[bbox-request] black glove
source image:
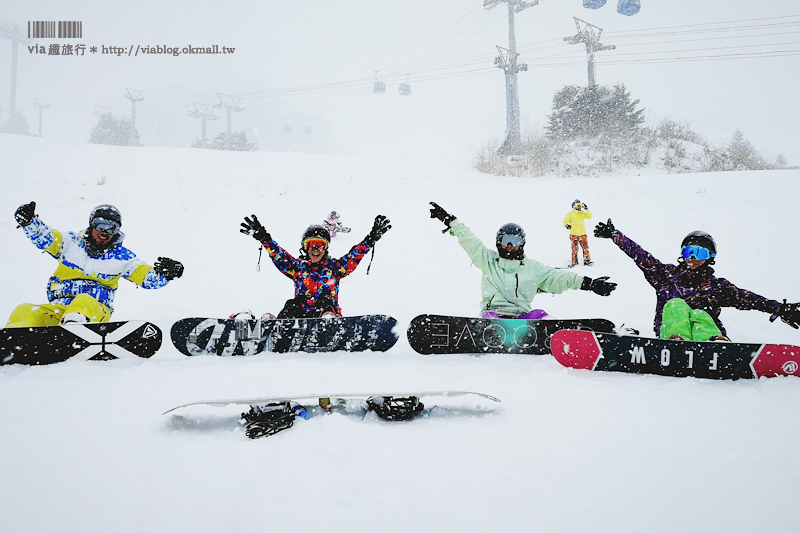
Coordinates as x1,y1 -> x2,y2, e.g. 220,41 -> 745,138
581,276 -> 616,296
594,218 -> 615,239
154,257 -> 184,280
771,300 -> 800,329
429,202 -> 456,229
15,201 -> 36,227
240,215 -> 270,243
582,203 -> 588,210
366,215 -> 391,245
565,224 -> 571,230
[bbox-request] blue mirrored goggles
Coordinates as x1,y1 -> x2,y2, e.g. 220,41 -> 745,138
499,234 -> 524,248
91,218 -> 120,235
681,245 -> 714,261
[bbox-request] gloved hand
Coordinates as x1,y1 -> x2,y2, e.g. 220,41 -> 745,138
581,276 -> 617,296
565,224 -> 571,230
429,202 -> 456,229
154,257 -> 184,280
240,215 -> 271,243
366,215 -> 391,245
582,203 -> 588,210
594,218 -> 615,239
771,300 -> 800,329
15,201 -> 36,227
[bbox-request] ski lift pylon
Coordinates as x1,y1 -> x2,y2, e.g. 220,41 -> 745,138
398,74 -> 412,96
373,71 -> 386,94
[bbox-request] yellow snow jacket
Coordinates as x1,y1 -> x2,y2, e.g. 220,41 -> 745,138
563,208 -> 592,236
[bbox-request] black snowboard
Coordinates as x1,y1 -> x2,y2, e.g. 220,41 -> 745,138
170,315 -> 399,356
406,314 -> 616,355
551,329 -> 800,380
0,321 -> 163,365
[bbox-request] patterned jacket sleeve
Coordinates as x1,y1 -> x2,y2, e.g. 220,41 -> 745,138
22,216 -> 64,258
716,277 -> 781,314
331,240 -> 373,278
263,238 -> 302,279
612,231 -> 667,286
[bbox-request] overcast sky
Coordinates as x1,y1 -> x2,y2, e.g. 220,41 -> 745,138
1,0 -> 798,161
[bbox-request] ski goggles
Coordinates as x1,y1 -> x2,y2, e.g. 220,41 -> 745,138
304,238 -> 328,251
681,245 -> 714,261
90,217 -> 120,235
499,234 -> 524,248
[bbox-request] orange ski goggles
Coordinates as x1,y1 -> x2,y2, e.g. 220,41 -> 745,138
304,238 -> 328,251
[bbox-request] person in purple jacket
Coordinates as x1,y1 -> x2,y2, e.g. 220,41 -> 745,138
594,219 -> 800,340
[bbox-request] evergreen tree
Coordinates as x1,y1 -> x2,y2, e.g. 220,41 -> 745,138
546,83 -> 644,142
88,114 -> 140,146
204,131 -> 257,151
0,111 -> 31,135
725,129 -> 766,170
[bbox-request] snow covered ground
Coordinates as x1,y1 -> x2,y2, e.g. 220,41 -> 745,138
2,133 -> 800,532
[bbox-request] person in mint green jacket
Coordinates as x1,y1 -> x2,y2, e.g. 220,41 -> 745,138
429,202 -> 617,319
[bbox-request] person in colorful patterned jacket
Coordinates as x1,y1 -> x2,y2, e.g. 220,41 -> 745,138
594,218 -> 800,340
6,202 -> 184,328
429,202 -> 616,319
563,199 -> 592,267
240,214 -> 391,318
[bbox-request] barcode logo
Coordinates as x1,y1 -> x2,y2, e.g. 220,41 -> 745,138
28,21 -> 83,39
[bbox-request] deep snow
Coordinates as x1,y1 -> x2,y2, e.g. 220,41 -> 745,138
1,133 -> 800,532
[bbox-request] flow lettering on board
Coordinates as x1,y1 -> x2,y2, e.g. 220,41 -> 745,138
661,348 -> 670,366
455,324 -> 477,348
709,352 -> 718,370
431,322 -> 449,347
686,350 -> 694,368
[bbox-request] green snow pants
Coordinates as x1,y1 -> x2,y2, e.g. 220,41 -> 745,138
659,298 -> 722,341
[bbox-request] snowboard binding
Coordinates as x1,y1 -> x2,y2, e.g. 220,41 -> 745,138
242,402 -> 295,439
366,396 -> 424,421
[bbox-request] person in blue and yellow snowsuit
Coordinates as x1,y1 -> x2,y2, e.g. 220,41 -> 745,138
240,214 -> 391,318
6,202 -> 184,327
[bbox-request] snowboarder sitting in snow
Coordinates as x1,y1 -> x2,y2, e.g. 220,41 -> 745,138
563,199 -> 593,267
429,202 -> 616,319
593,219 -> 800,340
6,202 -> 184,327
322,211 -> 351,238
240,214 -> 391,318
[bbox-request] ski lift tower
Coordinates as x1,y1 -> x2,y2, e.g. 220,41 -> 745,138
188,102 -> 218,143
0,21 -> 31,116
33,99 -> 49,137
485,0 -> 537,156
564,17 -> 615,87
215,93 -> 244,150
125,88 -> 144,146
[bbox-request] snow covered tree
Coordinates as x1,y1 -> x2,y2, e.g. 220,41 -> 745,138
202,131 -> 257,151
775,154 -> 788,168
725,129 -> 766,171
546,83 -> 644,142
88,114 -> 140,146
0,111 -> 31,135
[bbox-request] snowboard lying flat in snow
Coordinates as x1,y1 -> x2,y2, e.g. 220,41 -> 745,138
170,315 -> 398,356
550,329 -> 800,380
0,321 -> 162,365
164,391 -> 501,439
406,314 -> 615,355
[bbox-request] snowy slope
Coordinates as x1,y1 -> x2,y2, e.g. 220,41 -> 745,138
1,133 -> 800,532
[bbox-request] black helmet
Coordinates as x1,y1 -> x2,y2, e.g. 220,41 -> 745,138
681,231 -> 716,255
496,223 -> 526,260
90,204 -> 122,227
301,224 -> 330,247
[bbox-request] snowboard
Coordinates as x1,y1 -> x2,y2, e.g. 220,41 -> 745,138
0,321 -> 162,365
164,391 -> 501,438
550,329 -> 800,380
406,314 -> 616,355
170,315 -> 399,356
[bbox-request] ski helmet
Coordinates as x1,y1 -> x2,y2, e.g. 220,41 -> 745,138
496,223 -> 526,260
89,204 -> 122,227
572,199 -> 582,209
301,225 -> 331,248
681,231 -> 716,256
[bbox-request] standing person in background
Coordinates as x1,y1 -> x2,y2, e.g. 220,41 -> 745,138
563,199 -> 593,267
